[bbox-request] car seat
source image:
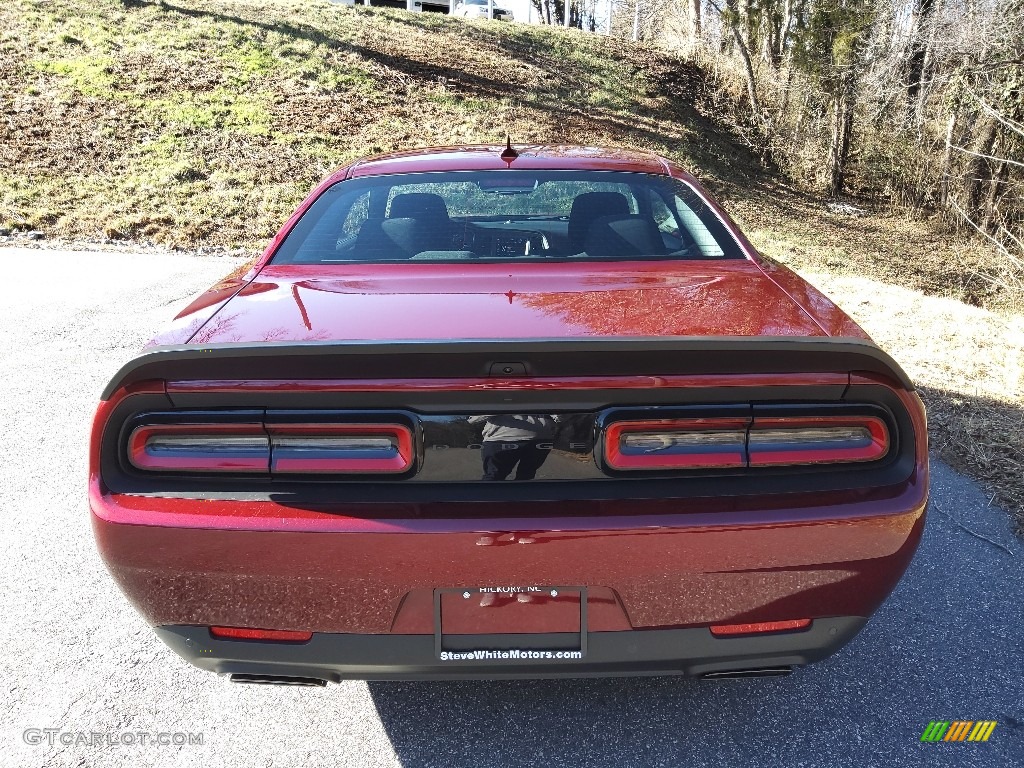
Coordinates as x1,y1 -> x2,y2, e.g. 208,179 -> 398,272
582,214 -> 667,258
567,192 -> 631,253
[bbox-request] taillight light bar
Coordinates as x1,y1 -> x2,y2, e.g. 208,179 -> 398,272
605,419 -> 748,470
748,416 -> 888,466
128,422 -> 414,475
128,424 -> 269,473
268,423 -> 413,474
604,414 -> 889,471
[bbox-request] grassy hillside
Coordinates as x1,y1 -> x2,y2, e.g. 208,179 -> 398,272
2,0 -> 1021,529
0,0 -> 752,246
0,0 -> 1012,309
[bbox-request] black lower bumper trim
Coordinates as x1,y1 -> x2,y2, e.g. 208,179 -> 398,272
154,617 -> 867,681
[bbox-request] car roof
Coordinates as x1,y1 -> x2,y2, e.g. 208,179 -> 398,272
342,145 -> 676,180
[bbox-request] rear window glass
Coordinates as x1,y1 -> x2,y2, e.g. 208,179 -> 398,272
270,171 -> 744,265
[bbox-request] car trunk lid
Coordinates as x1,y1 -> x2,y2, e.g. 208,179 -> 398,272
182,260 -> 829,345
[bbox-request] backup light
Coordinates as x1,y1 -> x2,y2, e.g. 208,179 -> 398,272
269,423 -> 414,474
604,419 -> 748,470
747,416 -> 888,466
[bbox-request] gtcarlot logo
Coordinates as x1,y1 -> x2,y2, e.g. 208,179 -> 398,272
23,729 -> 204,747
439,649 -> 584,661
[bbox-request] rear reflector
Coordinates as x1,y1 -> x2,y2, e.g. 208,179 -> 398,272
129,424 -> 269,472
604,419 -> 748,470
209,626 -> 313,642
268,423 -> 414,474
748,416 -> 888,466
710,619 -> 812,637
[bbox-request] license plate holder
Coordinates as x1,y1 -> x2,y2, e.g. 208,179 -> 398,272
433,586 -> 587,660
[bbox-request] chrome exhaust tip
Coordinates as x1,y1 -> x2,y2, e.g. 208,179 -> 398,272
701,667 -> 793,680
230,673 -> 328,687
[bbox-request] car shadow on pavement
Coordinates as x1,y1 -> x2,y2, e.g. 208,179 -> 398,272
367,462 -> 1023,767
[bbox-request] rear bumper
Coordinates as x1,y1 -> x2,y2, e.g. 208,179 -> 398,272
93,494 -> 926,635
156,617 -> 867,680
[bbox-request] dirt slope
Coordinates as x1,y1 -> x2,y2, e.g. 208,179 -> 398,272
0,0 -> 754,245
2,0 -> 1021,530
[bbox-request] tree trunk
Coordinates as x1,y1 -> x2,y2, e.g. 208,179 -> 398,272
826,78 -> 855,197
962,116 -> 998,219
725,0 -> 760,116
761,4 -> 783,67
779,64 -> 794,123
907,0 -> 937,130
981,150 -> 1009,234
907,0 -> 935,105
689,0 -> 702,44
778,0 -> 794,62
939,111 -> 956,206
734,26 -> 760,115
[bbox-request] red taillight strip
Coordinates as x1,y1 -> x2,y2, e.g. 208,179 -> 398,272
710,619 -> 812,636
604,414 -> 890,471
604,419 -> 749,470
209,626 -> 312,642
747,416 -> 888,466
128,424 -> 269,472
129,422 -> 414,475
268,423 -> 414,474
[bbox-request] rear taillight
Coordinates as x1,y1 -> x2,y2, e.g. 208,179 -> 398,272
128,422 -> 414,475
604,419 -> 747,470
209,626 -> 312,643
603,413 -> 889,471
269,423 -> 414,474
747,416 -> 888,466
129,424 -> 269,472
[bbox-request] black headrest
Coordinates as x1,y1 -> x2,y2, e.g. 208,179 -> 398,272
568,192 -> 630,251
582,214 -> 666,258
381,218 -> 453,256
389,193 -> 450,220
353,217 -> 452,259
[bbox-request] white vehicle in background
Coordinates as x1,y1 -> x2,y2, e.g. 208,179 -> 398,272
331,0 -> 516,19
331,0 -> 456,14
453,0 -> 514,20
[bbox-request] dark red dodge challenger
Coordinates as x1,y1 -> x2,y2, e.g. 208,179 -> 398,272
91,145 -> 928,684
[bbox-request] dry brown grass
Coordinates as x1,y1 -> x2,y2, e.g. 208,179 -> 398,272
727,181 -> 1023,530
727,183 -> 1023,315
797,272 -> 1024,531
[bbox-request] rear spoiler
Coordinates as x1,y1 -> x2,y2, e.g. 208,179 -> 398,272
100,336 -> 913,400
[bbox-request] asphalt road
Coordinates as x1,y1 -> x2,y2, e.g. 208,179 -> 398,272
1,247 -> 1021,768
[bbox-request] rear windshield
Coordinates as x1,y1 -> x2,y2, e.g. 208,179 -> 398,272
270,170 -> 745,265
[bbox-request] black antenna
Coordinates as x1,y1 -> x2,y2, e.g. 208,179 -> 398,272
500,135 -> 519,161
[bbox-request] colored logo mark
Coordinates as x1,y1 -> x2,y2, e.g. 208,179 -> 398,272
921,721 -> 997,742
